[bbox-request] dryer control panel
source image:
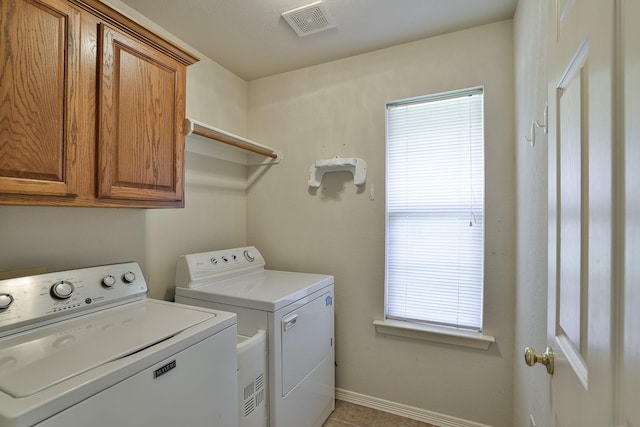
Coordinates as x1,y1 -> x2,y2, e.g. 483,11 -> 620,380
0,262 -> 147,338
176,246 -> 266,288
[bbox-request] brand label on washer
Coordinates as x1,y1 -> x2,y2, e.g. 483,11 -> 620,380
154,360 -> 176,379
325,296 -> 332,306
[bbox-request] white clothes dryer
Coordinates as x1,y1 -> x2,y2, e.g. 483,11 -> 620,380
175,246 -> 335,427
0,262 -> 237,427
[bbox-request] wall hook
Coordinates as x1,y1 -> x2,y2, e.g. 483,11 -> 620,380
524,120 -> 537,146
523,103 -> 548,147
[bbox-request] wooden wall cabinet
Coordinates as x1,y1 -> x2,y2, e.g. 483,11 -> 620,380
0,0 -> 80,198
98,24 -> 185,203
0,0 -> 198,208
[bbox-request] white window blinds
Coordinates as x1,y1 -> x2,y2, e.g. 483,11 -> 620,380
385,87 -> 485,331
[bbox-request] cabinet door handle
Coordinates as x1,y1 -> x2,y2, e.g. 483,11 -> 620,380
283,314 -> 298,331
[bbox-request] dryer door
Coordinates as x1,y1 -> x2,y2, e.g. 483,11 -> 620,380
280,290 -> 333,396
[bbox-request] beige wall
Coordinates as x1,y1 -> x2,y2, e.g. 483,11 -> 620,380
0,206 -> 147,273
247,20 -> 515,427
0,0 -> 249,301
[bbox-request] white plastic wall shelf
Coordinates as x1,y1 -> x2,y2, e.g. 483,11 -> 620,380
308,156 -> 367,187
185,118 -> 282,165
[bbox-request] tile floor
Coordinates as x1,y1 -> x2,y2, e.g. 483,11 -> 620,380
322,400 -> 438,427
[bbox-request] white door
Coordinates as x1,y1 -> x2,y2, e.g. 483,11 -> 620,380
623,0 -> 640,425
544,0 -> 616,425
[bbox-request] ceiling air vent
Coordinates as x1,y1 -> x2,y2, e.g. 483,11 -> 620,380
281,1 -> 336,37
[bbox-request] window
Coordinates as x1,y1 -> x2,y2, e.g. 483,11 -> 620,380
385,87 -> 484,332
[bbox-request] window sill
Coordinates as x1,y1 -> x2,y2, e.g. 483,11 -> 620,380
373,319 -> 495,350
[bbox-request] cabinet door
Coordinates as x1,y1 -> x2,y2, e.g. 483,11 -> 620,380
0,0 -> 80,196
98,24 -> 185,203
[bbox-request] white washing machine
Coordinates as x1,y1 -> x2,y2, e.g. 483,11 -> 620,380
175,246 -> 335,427
0,262 -> 237,427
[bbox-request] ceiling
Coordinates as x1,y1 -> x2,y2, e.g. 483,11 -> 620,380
119,0 -> 518,81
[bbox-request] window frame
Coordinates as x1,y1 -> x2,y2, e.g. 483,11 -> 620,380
375,86 -> 495,349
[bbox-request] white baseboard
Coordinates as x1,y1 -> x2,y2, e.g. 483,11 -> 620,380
335,388 -> 493,427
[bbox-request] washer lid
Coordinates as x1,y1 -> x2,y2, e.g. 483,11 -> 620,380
175,270 -> 333,312
0,300 -> 218,398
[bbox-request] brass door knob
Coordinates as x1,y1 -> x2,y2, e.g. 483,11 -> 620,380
524,346 -> 554,374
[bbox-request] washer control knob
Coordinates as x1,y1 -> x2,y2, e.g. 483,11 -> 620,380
51,281 -> 74,299
244,250 -> 255,262
102,275 -> 117,288
0,293 -> 14,310
122,271 -> 136,284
